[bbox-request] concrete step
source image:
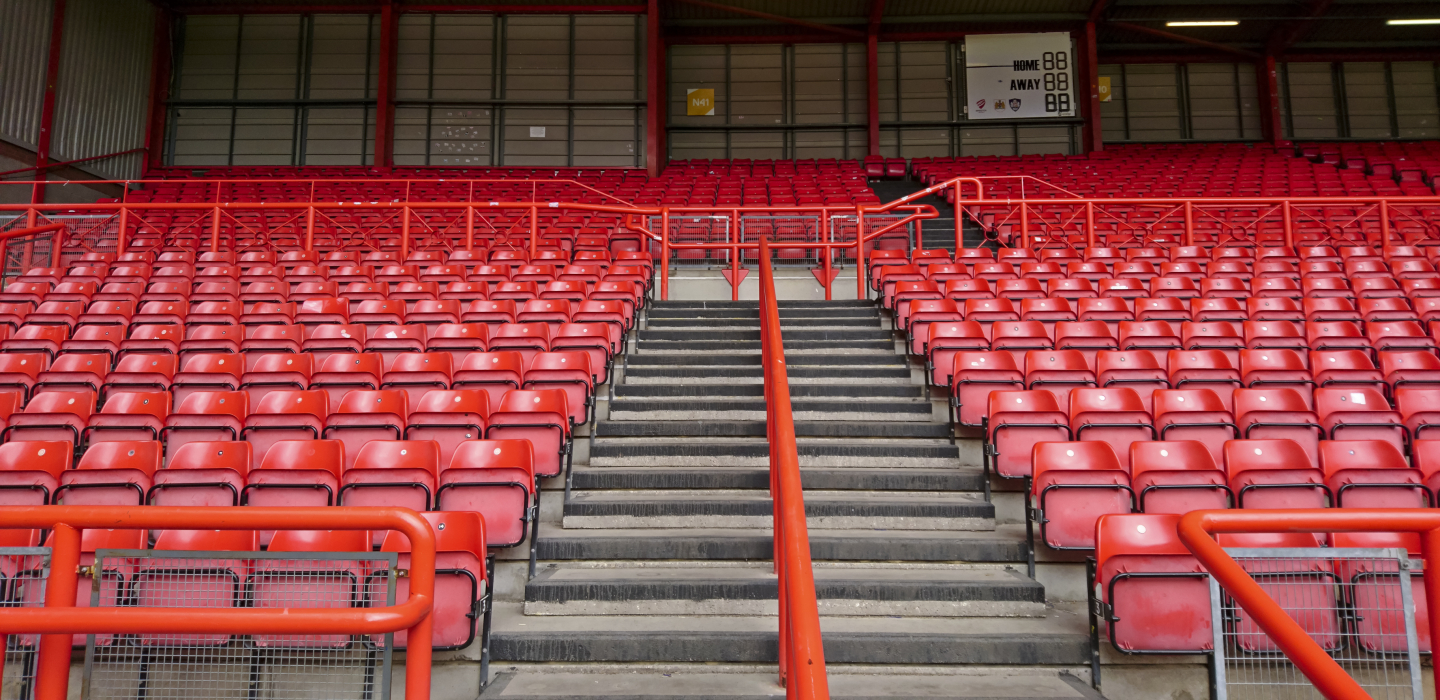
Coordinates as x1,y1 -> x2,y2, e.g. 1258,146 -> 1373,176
569,467 -> 984,491
562,489 -> 994,530
636,339 -> 896,353
589,437 -> 967,467
622,366 -> 914,384
595,420 -> 951,439
488,602 -> 1090,664
646,317 -> 879,328
534,527 -> 1028,562
614,384 -> 924,399
639,329 -> 893,342
607,397 -> 933,422
481,669 -> 1103,700
626,353 -> 904,366
651,300 -> 873,309
523,566 -> 1045,616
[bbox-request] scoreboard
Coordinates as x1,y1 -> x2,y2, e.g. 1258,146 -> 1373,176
965,32 -> 1076,120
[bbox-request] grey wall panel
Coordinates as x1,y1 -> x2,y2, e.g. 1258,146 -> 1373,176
170,108 -> 232,166
961,126 -> 1013,157
729,130 -> 782,159
231,108 -> 293,165
429,107 -> 491,166
50,0 -> 154,179
396,14 -> 433,100
308,15 -> 371,100
304,107 -> 365,165
393,105 -> 428,165
502,107 -> 567,166
574,16 -> 635,101
793,44 -> 845,125
898,42 -> 948,122
1123,64 -> 1181,141
877,43 -> 897,121
793,130 -> 852,159
1343,62 -> 1391,138
730,45 -> 782,125
1237,63 -> 1260,139
898,128 -> 948,157
1017,125 -> 1071,155
668,131 -> 726,160
434,15 -> 493,101
572,107 -> 638,166
235,15 -> 300,100
1098,64 -> 1126,142
175,16 -> 239,100
1187,63 -> 1241,141
505,16 -> 568,102
669,45 -> 726,126
0,0 -> 53,150
1284,62 -> 1338,138
1393,61 -> 1439,139
845,43 -> 866,126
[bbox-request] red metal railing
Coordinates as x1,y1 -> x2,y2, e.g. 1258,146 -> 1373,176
0,506 -> 436,700
950,178 -> 1440,250
1178,509 -> 1440,700
757,237 -> 829,699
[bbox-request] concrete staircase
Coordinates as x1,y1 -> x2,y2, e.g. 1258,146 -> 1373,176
868,180 -> 988,253
482,300 -> 1099,699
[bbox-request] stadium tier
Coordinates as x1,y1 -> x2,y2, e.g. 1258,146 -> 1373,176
6,1 -> 1440,697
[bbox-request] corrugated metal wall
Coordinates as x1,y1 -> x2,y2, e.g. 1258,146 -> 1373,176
0,0 -> 53,152
170,12 -> 640,168
1395,62 -> 1440,139
669,39 -> 1078,160
1278,61 -> 1440,140
1,0 -> 153,179
1098,62 -> 1262,142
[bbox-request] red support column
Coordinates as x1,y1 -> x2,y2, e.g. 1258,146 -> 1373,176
1257,55 -> 1283,145
33,0 -> 68,205
372,2 -> 398,171
143,9 -> 173,174
865,33 -> 880,157
1079,21 -> 1103,153
645,0 -> 663,176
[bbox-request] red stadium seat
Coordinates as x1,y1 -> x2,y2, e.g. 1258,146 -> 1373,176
1129,440 -> 1229,514
1094,513 -> 1213,653
1031,441 -> 1132,550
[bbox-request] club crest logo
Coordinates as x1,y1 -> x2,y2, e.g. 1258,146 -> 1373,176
993,100 -> 1005,110
1009,98 -> 1021,111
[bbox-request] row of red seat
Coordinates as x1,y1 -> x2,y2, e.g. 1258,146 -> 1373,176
922,322 -> 1437,384
1,299 -> 628,336
0,382 -> 574,474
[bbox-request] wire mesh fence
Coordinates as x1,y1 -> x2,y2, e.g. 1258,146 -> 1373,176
80,549 -> 397,700
0,547 -> 51,700
1213,546 -> 1423,700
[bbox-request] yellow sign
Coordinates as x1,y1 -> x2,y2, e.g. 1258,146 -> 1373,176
686,88 -> 715,116
1098,76 -> 1112,102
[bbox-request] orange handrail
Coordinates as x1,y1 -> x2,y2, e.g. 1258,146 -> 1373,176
0,506 -> 436,700
758,237 -> 829,699
1178,508 -> 1440,700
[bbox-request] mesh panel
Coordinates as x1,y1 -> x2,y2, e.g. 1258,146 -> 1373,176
0,547 -> 51,700
1,234 -> 56,287
82,549 -> 396,700
1213,547 -> 1423,700
741,215 -> 822,264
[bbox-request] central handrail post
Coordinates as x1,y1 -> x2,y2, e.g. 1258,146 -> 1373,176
758,237 -> 830,700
